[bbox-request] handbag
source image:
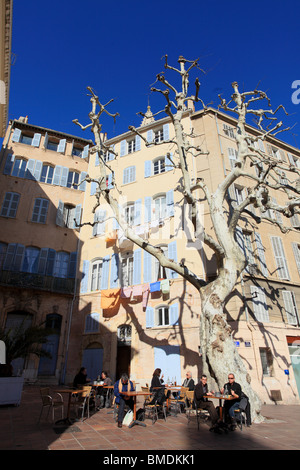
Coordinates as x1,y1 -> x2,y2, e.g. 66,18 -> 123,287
122,409 -> 134,426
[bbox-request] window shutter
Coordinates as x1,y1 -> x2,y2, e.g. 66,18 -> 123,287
53,166 -> 62,185
271,236 -> 290,280
167,241 -> 178,279
3,154 -> 15,175
282,290 -> 299,325
82,145 -> 89,158
258,139 -> 265,152
170,302 -> 179,325
254,232 -> 268,277
144,196 -> 152,223
147,130 -> 153,143
95,152 -> 100,166
37,248 -> 49,275
144,161 -> 152,178
146,306 -> 154,328
11,128 -> 21,143
32,133 -> 41,147
132,249 -> 142,285
25,159 -> 36,180
143,250 -> 153,283
33,160 -> 43,181
45,249 -> 56,276
292,242 -> 300,276
166,190 -> 174,217
110,253 -> 120,288
60,167 -> 69,187
43,132 -> 49,149
163,124 -> 169,141
165,153 -> 173,172
80,260 -> 90,294
3,243 -> 17,270
250,285 -> 269,322
58,139 -> 66,154
78,172 -> 87,191
107,173 -> 113,189
90,181 -> 97,195
85,313 -> 100,333
120,140 -> 126,157
74,204 -> 82,229
100,256 -> 110,290
68,252 -> 77,278
135,135 -> 141,152
56,200 -> 64,227
134,199 -> 142,226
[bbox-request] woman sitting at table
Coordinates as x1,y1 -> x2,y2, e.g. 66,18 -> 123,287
114,373 -> 135,428
150,368 -> 164,392
97,371 -> 112,408
149,368 -> 170,405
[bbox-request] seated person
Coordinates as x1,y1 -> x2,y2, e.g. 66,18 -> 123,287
149,368 -> 169,405
182,371 -> 195,390
73,367 -> 91,389
220,373 -> 242,427
114,373 -> 135,428
194,375 -> 222,431
97,371 -> 113,408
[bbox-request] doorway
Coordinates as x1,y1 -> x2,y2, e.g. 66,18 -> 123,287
38,314 -> 62,376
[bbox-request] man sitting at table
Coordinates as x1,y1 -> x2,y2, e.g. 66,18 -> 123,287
220,373 -> 242,429
194,375 -> 222,432
114,373 -> 135,428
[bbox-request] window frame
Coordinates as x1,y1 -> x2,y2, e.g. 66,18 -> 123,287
31,198 -> 49,224
90,259 -> 103,291
0,192 -> 20,218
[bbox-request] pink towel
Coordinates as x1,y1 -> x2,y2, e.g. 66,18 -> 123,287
142,284 -> 150,308
132,284 -> 143,298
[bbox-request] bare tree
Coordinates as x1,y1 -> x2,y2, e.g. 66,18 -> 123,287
73,56 -> 298,422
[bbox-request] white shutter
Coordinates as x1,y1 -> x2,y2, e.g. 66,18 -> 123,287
282,290 -> 299,326
271,236 -> 290,280
254,232 -> 268,277
11,128 -> 21,143
32,133 -> 41,147
250,285 -> 269,322
58,139 -> 66,154
292,242 -> 300,276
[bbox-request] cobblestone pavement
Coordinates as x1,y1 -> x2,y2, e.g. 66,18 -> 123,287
0,385 -> 299,451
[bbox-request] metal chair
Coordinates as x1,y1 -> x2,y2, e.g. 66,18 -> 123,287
169,387 -> 189,416
141,386 -> 159,424
38,387 -> 64,423
76,386 -> 93,421
234,408 -> 247,430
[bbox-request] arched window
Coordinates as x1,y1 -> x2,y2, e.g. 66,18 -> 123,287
11,157 -> 28,178
67,171 -> 80,189
40,164 -> 55,184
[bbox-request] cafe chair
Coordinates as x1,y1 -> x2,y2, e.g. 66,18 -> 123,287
186,391 -> 196,424
38,387 -> 64,424
76,386 -> 93,421
141,386 -> 160,424
233,408 -> 247,431
169,387 -> 189,416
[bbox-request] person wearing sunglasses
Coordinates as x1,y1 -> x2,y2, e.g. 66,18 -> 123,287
221,373 -> 242,429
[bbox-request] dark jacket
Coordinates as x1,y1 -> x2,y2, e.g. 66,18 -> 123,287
150,375 -> 164,392
182,378 -> 195,391
73,372 -> 89,389
194,382 -> 209,405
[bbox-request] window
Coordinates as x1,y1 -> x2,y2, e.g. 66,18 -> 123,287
259,348 -> 274,376
47,140 -> 58,152
120,136 -> 141,156
11,157 -> 27,178
123,166 -> 136,184
156,306 -> 170,326
0,192 -> 20,218
120,252 -> 133,287
250,285 -> 269,322
223,124 -> 235,138
56,201 -> 82,229
31,198 -> 49,224
228,148 -> 238,169
154,128 -> 164,143
127,139 -> 136,154
154,195 -> 167,220
287,153 -> 300,168
154,245 -> 167,280
153,158 -> 165,175
63,204 -> 76,229
91,259 -> 102,291
67,171 -> 79,189
40,164 -> 54,184
124,204 -> 135,226
117,325 -> 132,345
53,251 -> 69,278
85,313 -> 100,333
22,247 -> 40,273
72,146 -> 83,157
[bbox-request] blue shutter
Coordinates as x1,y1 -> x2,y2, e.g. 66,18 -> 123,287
107,173 -> 113,189
68,252 -> 77,278
147,130 -> 153,143
82,145 -> 89,158
58,139 -> 66,154
165,152 -> 173,172
80,260 -> 90,293
170,302 -> 179,325
95,152 -> 100,166
45,249 -> 56,276
32,133 -> 41,147
53,166 -> 62,185
163,124 -> 169,141
90,181 -> 97,195
3,154 -> 14,175
25,159 -> 36,180
100,256 -> 110,290
37,248 -> 49,275
56,200 -> 64,227
3,243 -> 17,270
13,244 -> 25,271
110,253 -> 120,288
60,167 -> 69,187
144,196 -> 152,223
33,160 -> 43,181
43,132 -> 49,149
254,232 -> 268,277
134,199 -> 142,226
144,161 -> 151,178
78,172 -> 87,191
135,135 -> 141,151
11,128 -> 21,143
74,204 -> 82,228
143,250 -> 152,283
133,249 -> 142,285
146,306 -> 154,328
120,140 -> 126,157
166,189 -> 174,217
167,241 -> 178,279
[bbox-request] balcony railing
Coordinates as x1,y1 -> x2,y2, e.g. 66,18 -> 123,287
0,270 -> 75,294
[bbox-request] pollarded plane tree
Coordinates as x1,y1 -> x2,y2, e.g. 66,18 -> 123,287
73,55 -> 298,422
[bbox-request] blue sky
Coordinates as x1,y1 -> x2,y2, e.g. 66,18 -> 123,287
6,0 -> 300,148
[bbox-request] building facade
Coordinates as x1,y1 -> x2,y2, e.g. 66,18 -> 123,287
1,107 -> 300,405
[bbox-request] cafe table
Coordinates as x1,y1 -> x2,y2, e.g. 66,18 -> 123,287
52,388 -> 83,425
203,394 -> 235,420
120,390 -> 152,428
